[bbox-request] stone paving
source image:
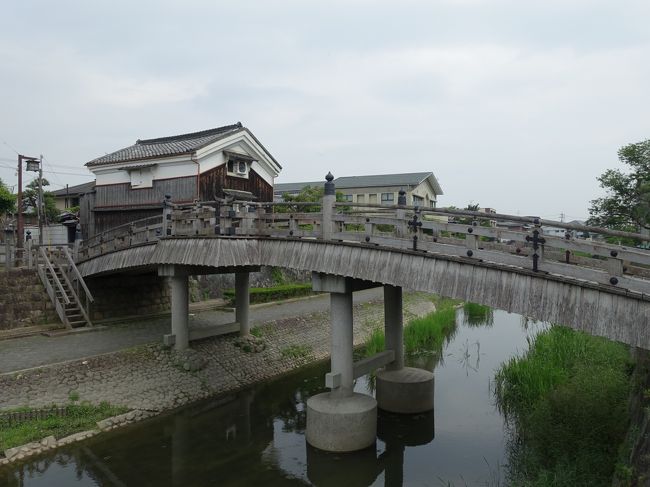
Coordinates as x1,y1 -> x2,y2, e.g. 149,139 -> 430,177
0,292 -> 436,414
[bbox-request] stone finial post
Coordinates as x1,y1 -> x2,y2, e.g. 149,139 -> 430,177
25,230 -> 32,268
396,189 -> 407,238
322,172 -> 335,240
397,188 -> 407,207
162,194 -> 173,237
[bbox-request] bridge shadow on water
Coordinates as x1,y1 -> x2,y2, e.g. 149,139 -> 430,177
1,308 -> 548,487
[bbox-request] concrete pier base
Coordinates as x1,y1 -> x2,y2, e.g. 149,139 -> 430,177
376,367 -> 434,414
306,392 -> 377,452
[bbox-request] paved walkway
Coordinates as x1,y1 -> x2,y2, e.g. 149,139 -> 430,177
0,288 -> 384,374
0,291 -> 435,415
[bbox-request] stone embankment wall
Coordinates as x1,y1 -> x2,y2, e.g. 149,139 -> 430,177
87,273 -> 171,321
0,269 -> 57,330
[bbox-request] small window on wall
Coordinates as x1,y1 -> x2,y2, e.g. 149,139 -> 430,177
381,192 -> 394,205
356,194 -> 365,203
130,167 -> 153,188
343,194 -> 353,202
227,158 -> 249,178
412,195 -> 424,206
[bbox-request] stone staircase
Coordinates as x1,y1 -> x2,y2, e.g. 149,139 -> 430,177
37,247 -> 94,329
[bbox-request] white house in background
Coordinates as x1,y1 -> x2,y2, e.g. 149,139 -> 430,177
82,122 -> 282,237
275,172 -> 443,207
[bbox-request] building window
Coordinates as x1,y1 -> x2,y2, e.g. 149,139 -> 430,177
369,194 -> 378,204
412,195 -> 424,206
381,192 -> 394,205
227,158 -> 249,178
343,194 -> 353,202
356,194 -> 365,204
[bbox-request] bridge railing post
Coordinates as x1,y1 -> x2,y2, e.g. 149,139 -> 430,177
466,220 -> 479,252
321,172 -> 335,241
162,194 -> 173,237
396,189 -> 407,238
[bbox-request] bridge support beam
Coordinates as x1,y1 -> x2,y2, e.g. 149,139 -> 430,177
306,273 -> 377,452
235,271 -> 250,336
376,284 -> 434,414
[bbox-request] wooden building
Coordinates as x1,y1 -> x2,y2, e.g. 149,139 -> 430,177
83,123 -> 281,237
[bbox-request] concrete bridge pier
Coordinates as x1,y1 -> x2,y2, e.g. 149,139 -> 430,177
306,274 -> 377,452
159,265 -> 191,351
235,271 -> 250,336
376,285 -> 434,414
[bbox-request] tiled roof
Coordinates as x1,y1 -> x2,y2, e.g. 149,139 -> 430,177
86,123 -> 244,167
334,172 -> 433,189
50,181 -> 95,196
275,172 -> 443,195
274,182 -> 323,194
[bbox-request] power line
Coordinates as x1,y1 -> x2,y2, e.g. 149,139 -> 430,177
1,138 -> 20,156
0,162 -> 92,177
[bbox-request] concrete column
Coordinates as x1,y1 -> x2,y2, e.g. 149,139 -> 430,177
306,273 -> 377,452
384,285 -> 404,371
170,274 -> 189,351
330,291 -> 354,397
235,271 -> 250,336
377,285 -> 434,414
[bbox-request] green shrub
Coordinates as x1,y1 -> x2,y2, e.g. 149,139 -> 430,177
224,283 -> 314,305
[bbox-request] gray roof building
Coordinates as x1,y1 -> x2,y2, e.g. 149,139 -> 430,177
275,172 -> 443,207
86,123 -> 281,169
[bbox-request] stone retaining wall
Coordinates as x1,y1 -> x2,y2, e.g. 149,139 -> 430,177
0,269 -> 57,330
87,272 -> 171,321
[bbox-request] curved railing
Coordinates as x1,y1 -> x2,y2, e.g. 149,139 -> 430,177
77,198 -> 650,297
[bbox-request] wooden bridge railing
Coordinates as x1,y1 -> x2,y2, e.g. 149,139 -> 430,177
76,190 -> 650,298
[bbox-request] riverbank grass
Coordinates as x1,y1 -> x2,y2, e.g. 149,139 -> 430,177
0,402 -> 128,452
495,326 -> 633,486
364,297 -> 458,357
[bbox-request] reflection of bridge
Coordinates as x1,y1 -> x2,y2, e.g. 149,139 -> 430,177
73,175 -> 650,452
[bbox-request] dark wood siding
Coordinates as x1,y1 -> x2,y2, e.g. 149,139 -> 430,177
95,176 -> 198,209
199,165 -> 273,201
94,209 -> 162,235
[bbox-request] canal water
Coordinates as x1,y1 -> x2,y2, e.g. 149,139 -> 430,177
2,308 -> 546,487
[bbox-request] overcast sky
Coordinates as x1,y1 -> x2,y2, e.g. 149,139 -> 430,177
1,0 -> 649,220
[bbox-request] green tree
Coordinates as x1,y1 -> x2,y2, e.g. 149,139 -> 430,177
23,178 -> 60,224
0,178 -> 15,215
278,185 -> 348,213
588,139 -> 650,232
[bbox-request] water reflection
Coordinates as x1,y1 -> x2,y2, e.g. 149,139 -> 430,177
2,308 -> 547,487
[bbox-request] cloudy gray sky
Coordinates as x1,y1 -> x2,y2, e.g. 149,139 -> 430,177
1,0 -> 649,220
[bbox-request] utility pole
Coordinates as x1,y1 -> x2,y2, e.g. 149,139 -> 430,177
38,155 -> 43,245
16,154 -> 39,266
